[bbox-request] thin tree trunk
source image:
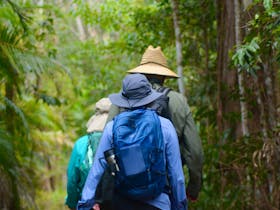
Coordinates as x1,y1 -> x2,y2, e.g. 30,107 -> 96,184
216,0 -> 241,204
263,61 -> 276,130
47,156 -> 55,191
170,0 -> 185,95
254,76 -> 268,138
201,1 -> 211,142
235,0 -> 249,136
272,61 -> 280,125
38,0 -> 44,15
216,0 -> 241,138
76,16 -> 86,41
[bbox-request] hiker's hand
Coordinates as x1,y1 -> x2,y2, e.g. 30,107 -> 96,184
93,203 -> 100,210
187,191 -> 197,202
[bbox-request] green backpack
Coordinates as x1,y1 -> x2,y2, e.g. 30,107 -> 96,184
79,132 -> 101,192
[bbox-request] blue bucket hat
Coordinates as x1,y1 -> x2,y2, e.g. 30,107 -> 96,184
109,74 -> 163,108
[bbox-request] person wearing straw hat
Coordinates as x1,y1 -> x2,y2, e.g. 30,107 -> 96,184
78,74 -> 187,210
106,46 -> 203,202
65,98 -> 111,210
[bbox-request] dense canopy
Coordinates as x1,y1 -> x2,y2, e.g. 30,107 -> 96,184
0,0 -> 279,209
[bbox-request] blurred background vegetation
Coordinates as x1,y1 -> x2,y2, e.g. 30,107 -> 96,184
0,0 -> 279,209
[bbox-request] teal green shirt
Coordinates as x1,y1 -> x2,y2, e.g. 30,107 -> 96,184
65,132 -> 102,209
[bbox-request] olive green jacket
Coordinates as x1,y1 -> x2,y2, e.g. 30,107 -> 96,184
106,83 -> 203,199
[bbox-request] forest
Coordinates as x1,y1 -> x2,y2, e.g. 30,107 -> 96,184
0,0 -> 279,209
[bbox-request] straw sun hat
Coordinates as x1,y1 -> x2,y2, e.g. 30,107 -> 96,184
109,74 -> 163,109
127,46 -> 179,78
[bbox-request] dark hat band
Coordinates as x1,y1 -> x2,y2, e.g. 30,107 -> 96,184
140,61 -> 168,68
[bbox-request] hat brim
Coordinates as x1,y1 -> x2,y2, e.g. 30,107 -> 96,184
86,113 -> 108,132
109,89 -> 163,108
127,63 -> 179,78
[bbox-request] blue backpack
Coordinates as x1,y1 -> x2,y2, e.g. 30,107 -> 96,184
112,108 -> 167,200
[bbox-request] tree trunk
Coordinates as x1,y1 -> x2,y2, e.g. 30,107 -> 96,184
76,16 -> 87,41
216,0 -> 241,140
272,61 -> 280,126
235,0 -> 249,136
254,75 -> 268,138
262,60 -> 277,131
170,0 -> 185,95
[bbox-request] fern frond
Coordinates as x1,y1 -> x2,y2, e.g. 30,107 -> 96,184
4,0 -> 32,31
0,94 -> 29,132
0,127 -> 36,210
0,24 -> 20,47
50,58 -> 73,80
0,25 -> 72,79
0,129 -> 17,169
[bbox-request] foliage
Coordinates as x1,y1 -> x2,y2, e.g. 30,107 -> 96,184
0,0 -> 75,209
232,37 -> 261,74
228,1 -> 280,209
232,0 -> 280,73
0,0 -> 279,209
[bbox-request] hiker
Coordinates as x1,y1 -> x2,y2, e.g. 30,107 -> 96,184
77,74 -> 187,210
106,46 -> 204,202
65,98 -> 111,210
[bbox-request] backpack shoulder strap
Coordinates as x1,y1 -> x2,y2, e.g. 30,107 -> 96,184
157,86 -> 171,96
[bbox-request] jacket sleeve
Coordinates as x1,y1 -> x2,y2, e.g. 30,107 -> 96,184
66,142 -> 81,209
163,118 -> 187,210
183,111 -> 203,199
168,91 -> 203,200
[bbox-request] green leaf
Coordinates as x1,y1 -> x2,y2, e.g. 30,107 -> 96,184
263,0 -> 272,11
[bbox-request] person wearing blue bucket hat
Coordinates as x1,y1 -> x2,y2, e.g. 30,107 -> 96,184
106,46 -> 203,204
77,74 -> 187,210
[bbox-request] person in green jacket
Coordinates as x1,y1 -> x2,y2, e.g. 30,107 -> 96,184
106,46 -> 204,202
65,98 -> 111,210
